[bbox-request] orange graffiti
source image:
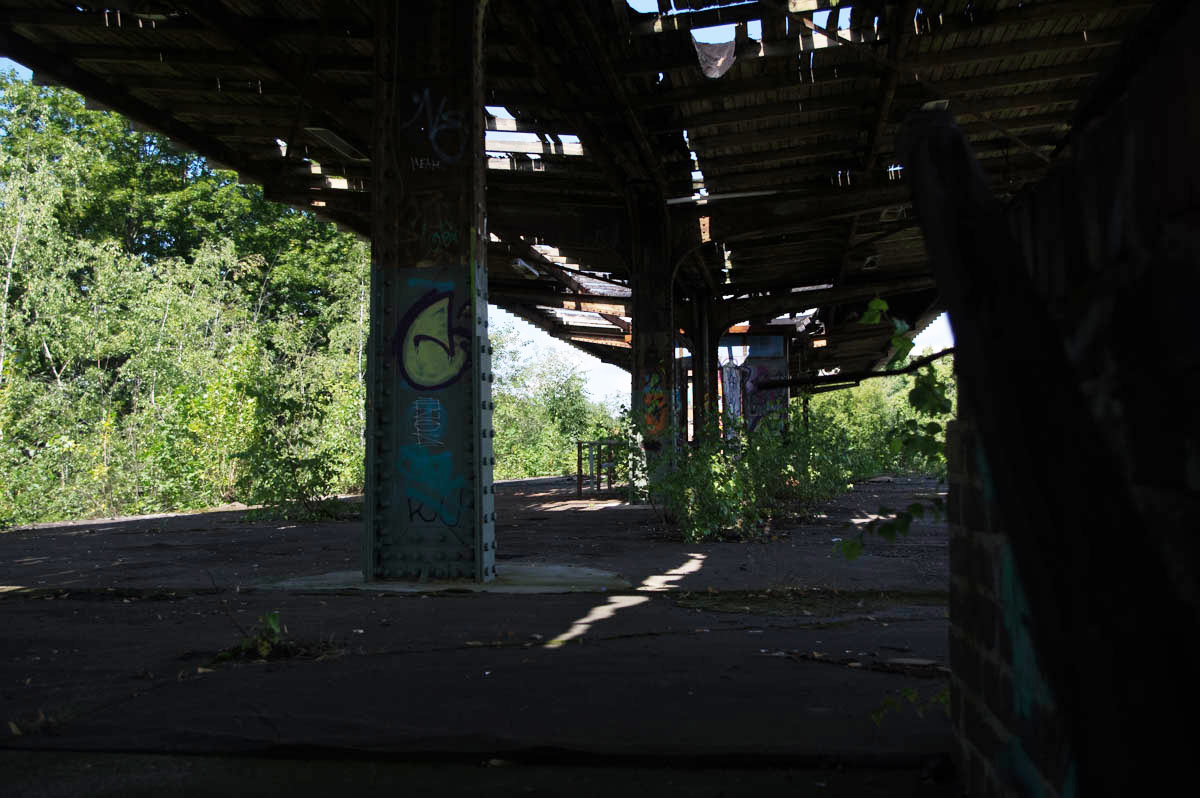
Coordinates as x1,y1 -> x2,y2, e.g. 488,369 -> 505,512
642,373 -> 668,436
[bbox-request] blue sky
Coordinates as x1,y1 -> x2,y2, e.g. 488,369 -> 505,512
1,57 -> 32,79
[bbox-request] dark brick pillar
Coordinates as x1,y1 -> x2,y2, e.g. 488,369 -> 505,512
947,407 -> 1074,797
904,4 -> 1200,792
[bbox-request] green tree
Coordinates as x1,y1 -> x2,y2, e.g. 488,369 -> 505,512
0,71 -> 371,524
489,319 -> 619,480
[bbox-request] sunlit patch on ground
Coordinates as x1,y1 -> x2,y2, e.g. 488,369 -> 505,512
545,552 -> 707,647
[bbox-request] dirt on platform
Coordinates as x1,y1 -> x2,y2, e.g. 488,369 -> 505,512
1,474 -> 947,594
0,475 -> 955,797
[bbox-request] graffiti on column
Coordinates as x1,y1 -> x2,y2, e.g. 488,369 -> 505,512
395,373 -> 468,530
720,362 -> 743,434
997,541 -> 1074,792
390,276 -> 472,532
411,397 -> 444,447
415,196 -> 458,264
397,443 -> 468,528
642,372 -> 669,436
396,194 -> 460,268
388,84 -> 465,268
742,357 -> 788,433
399,87 -> 466,165
393,282 -> 471,390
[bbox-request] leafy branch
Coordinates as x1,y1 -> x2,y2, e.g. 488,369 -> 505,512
834,497 -> 946,560
860,296 -> 913,368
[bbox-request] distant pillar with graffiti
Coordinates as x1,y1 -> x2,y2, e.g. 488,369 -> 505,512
742,335 -> 789,433
688,289 -> 717,437
628,186 -> 675,462
365,0 -> 495,581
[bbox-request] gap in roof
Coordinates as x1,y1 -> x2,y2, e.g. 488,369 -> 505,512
487,104 -> 579,145
813,8 -> 851,30
486,131 -> 542,144
625,0 -> 760,14
624,1 -> 761,42
810,8 -> 852,31
690,19 -> 762,43
486,104 -> 540,144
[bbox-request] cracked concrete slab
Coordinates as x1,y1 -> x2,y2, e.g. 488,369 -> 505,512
0,474 -> 953,795
262,563 -> 632,594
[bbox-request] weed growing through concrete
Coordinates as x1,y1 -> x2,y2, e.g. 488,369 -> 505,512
213,610 -> 341,663
871,686 -> 951,727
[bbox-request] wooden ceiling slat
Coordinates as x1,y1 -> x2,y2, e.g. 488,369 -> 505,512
0,0 -> 1153,375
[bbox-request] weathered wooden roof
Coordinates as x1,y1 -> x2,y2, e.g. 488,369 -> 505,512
0,0 -> 1152,375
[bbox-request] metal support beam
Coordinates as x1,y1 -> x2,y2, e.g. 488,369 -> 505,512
827,1 -> 917,332
713,275 -> 938,330
689,289 -> 717,436
365,0 -> 494,582
629,186 -> 676,459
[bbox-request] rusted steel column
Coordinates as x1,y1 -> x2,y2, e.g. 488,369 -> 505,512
629,186 -> 675,463
364,0 -> 495,581
689,288 -> 717,437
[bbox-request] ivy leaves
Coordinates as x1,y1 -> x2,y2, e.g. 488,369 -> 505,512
860,296 -> 889,325
909,365 -> 953,416
888,321 -> 915,368
835,498 -> 946,560
890,418 -> 945,460
890,365 -> 953,464
859,296 -> 914,368
832,298 -> 956,560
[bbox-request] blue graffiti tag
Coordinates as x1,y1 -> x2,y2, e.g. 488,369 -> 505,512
409,398 -> 444,447
396,444 -> 467,527
400,87 -> 466,164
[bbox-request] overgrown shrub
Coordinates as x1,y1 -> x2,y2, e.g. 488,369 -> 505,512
633,357 -> 956,543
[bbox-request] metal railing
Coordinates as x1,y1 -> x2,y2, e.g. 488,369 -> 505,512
575,439 -> 624,498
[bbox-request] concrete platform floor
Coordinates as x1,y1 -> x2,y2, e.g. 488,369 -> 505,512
0,475 -> 955,796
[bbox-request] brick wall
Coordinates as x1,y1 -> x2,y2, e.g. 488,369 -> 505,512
941,5 -> 1200,793
947,415 -> 1074,797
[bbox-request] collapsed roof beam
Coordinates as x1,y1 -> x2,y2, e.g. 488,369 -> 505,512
488,290 -> 631,315
503,0 -> 643,195
642,53 -> 1104,111
631,1 -> 768,35
0,26 -> 275,186
566,0 -> 671,200
694,110 -> 1072,151
624,2 -> 1130,77
668,85 -> 1086,135
826,1 -> 917,330
714,275 -> 938,328
174,2 -> 370,159
0,8 -> 373,40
